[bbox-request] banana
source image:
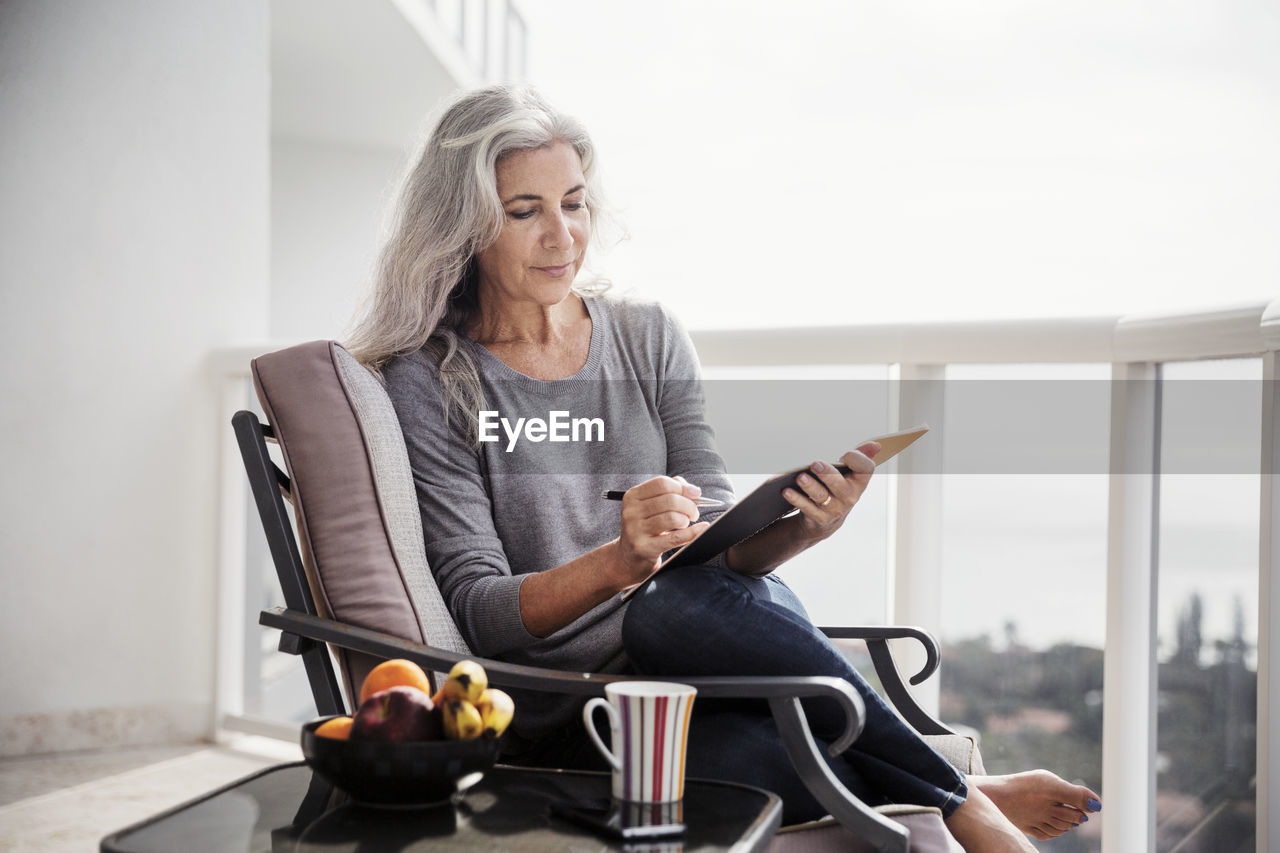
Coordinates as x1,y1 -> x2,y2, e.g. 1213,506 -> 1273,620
442,699 -> 485,740
441,660 -> 488,704
475,688 -> 514,738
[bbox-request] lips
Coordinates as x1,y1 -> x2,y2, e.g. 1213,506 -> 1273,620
534,262 -> 573,278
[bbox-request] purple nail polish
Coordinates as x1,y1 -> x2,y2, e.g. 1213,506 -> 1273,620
1087,798 -> 1102,812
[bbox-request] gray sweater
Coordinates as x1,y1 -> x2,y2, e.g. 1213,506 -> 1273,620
384,296 -> 734,739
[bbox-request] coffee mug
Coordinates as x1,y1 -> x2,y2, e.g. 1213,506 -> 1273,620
583,681 -> 696,803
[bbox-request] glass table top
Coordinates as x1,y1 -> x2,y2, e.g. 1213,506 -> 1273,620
101,763 -> 781,852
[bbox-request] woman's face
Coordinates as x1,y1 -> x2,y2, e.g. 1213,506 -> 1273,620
475,141 -> 591,310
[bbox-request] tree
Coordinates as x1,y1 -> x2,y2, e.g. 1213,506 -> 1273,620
1174,592 -> 1203,666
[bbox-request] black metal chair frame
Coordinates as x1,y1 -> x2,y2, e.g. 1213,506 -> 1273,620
234,409 -> 957,853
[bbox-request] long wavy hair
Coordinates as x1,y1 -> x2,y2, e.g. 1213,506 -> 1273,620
345,85 -> 610,442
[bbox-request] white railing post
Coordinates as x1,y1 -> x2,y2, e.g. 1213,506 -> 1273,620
889,364 -> 946,716
1102,361 -> 1160,853
1258,299 -> 1280,853
213,373 -> 249,733
1261,351 -> 1278,853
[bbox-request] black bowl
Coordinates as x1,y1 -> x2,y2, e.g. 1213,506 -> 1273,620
301,716 -> 500,807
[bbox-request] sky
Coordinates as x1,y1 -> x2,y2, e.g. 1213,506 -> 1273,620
523,0 -> 1279,330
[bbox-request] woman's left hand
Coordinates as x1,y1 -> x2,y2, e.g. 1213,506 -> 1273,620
782,440 -> 881,543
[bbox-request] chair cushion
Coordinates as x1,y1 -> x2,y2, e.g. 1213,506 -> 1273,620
331,345 -> 469,658
922,733 -> 985,776
251,340 -> 469,704
769,808 -> 963,853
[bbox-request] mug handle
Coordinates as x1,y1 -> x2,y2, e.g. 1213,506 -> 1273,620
582,697 -> 623,771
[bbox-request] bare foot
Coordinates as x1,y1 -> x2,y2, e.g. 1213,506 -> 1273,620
970,769 -> 1101,840
945,786 -> 1037,852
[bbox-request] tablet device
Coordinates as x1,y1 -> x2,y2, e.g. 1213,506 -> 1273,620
621,425 -> 929,599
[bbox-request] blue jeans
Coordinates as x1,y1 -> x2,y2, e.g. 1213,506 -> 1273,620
621,565 -> 967,824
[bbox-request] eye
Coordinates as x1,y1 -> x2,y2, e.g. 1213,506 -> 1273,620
563,201 -> 586,212
507,209 -> 536,220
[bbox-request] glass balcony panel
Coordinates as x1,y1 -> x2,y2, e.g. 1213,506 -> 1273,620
1155,358 -> 1261,853
701,364 -> 893,626
939,363 -> 1110,853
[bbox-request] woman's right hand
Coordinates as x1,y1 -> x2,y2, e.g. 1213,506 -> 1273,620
614,476 -> 709,584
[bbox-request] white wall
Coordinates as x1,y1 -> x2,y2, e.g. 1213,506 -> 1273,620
267,0 -> 484,342
0,1 -> 269,754
270,140 -> 407,340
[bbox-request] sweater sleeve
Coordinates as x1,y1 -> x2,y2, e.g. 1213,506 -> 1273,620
655,306 -> 735,534
383,352 -> 538,657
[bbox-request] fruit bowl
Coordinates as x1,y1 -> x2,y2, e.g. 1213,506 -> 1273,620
301,716 -> 501,807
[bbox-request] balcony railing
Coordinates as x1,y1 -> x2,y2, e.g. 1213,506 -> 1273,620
208,298 -> 1279,853
417,0 -> 527,81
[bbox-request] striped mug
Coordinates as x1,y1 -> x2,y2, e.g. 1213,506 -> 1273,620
583,681 -> 697,803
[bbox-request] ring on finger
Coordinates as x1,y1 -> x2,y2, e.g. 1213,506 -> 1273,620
821,495 -> 833,507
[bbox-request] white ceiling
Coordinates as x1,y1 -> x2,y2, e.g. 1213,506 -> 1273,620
271,0 -> 479,151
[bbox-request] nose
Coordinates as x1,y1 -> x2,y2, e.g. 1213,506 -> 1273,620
542,209 -> 575,250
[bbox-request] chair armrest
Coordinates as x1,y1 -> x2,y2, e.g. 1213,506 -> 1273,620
818,626 -> 940,684
261,606 -> 865,754
818,625 -> 953,737
770,696 -> 910,852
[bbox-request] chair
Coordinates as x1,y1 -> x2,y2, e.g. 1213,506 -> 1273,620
235,340 -> 983,853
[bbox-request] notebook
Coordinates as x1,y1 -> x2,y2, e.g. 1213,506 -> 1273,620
621,425 -> 929,599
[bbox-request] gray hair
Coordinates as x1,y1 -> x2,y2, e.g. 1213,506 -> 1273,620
345,85 -> 610,442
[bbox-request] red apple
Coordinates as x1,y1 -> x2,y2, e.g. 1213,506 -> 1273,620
424,703 -> 444,741
350,686 -> 439,742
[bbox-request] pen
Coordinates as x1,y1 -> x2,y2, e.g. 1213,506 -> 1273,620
602,490 -> 724,507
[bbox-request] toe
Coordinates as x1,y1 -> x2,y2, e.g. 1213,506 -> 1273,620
1051,804 -> 1085,826
1074,787 -> 1103,814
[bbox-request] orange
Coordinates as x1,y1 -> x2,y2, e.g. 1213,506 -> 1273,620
359,659 -> 433,705
315,716 -> 354,739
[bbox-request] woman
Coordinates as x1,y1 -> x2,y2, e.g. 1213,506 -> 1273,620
347,84 -> 1100,851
